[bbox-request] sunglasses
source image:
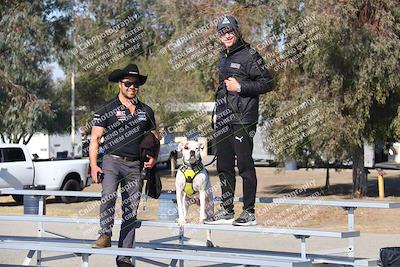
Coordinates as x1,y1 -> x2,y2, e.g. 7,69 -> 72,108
218,29 -> 235,38
121,80 -> 140,88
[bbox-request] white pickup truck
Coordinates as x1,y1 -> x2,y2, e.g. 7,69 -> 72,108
0,144 -> 90,203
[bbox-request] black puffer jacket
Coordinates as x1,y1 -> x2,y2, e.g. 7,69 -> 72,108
215,39 -> 273,126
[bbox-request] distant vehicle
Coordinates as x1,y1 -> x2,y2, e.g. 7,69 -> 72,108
0,144 -> 90,203
158,142 -> 182,169
252,121 -> 275,164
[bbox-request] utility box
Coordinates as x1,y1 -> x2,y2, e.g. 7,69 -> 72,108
364,143 -> 375,168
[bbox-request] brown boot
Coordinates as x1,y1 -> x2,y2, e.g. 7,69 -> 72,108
91,234 -> 111,248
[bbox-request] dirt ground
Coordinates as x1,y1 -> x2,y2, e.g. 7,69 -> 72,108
1,164 -> 400,233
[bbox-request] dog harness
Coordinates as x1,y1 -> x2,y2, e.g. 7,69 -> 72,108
179,162 -> 204,196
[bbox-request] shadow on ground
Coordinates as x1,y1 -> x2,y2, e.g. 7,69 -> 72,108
261,176 -> 400,198
0,196 -> 101,207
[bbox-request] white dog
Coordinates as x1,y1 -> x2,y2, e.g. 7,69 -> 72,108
175,141 -> 214,225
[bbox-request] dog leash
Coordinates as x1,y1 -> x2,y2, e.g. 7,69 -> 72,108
204,153 -> 217,167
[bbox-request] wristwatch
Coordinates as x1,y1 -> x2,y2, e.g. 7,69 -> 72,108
237,83 -> 241,93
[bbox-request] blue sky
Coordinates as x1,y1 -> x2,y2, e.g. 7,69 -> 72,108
49,62 -> 65,80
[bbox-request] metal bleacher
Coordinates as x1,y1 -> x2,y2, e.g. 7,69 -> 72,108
0,189 -> 398,266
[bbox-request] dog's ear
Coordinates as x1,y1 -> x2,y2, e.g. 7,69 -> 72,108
178,142 -> 188,151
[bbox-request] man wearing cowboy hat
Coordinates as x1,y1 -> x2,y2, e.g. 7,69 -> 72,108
89,63 -> 158,267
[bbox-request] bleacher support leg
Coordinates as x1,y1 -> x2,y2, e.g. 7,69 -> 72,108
81,254 -> 89,267
300,237 -> 306,259
179,226 -> 184,267
37,196 -> 45,266
294,235 -> 309,260
344,207 -> 356,257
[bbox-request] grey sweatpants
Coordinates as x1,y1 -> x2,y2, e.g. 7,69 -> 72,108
99,154 -> 142,263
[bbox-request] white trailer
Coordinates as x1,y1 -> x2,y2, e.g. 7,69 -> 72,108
25,132 -> 83,159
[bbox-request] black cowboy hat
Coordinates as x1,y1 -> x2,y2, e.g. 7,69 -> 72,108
108,63 -> 148,85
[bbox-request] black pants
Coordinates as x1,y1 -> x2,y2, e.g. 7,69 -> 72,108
216,124 -> 257,213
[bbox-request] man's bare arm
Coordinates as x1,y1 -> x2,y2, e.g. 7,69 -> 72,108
89,126 -> 104,183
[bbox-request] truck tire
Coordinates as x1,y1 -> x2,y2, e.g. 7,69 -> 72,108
12,195 -> 24,204
60,179 -> 81,203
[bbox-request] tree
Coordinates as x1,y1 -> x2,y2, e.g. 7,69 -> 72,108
260,0 -> 400,197
60,0 -> 217,134
55,0 -> 160,132
0,70 -> 53,144
0,1 -> 71,141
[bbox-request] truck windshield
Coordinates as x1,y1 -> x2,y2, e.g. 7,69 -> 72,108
0,148 -> 26,162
